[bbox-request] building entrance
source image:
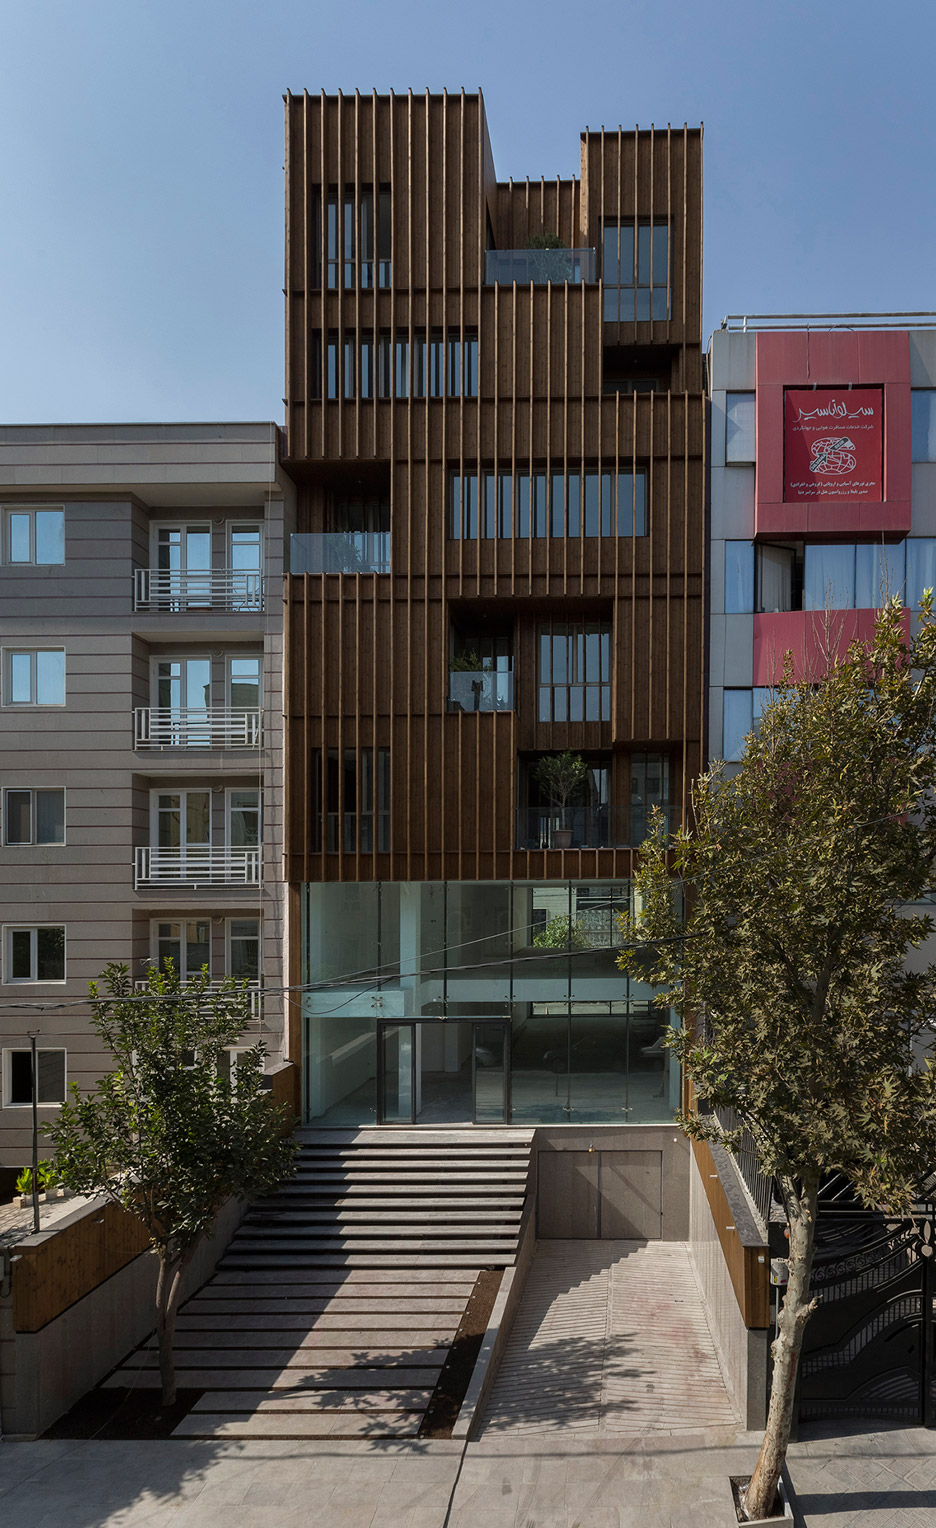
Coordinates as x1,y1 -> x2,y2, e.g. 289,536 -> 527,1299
377,1020 -> 510,1125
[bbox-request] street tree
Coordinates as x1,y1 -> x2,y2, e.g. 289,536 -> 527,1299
618,598 -> 936,1521
47,961 -> 297,1406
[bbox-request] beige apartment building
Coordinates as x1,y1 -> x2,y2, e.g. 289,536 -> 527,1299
0,423 -> 294,1182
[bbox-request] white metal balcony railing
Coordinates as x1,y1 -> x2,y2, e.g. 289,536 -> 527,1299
133,568 -> 264,612
134,707 -> 262,749
133,977 -> 262,1019
134,847 -> 261,888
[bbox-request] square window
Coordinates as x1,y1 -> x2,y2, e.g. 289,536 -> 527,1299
4,926 -> 66,983
3,1047 -> 67,1106
3,788 -> 65,845
4,507 -> 65,565
2,648 -> 66,706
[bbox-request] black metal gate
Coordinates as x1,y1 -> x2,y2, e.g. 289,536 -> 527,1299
797,1183 -> 936,1427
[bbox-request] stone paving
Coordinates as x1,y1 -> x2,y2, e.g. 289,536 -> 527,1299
2,1423 -> 936,1525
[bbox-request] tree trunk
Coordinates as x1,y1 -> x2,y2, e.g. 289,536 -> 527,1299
743,1176 -> 819,1521
154,1248 -> 179,1407
155,1243 -> 196,1407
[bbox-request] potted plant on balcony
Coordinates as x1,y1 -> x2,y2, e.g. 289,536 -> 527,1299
526,230 -> 568,283
534,751 -> 589,849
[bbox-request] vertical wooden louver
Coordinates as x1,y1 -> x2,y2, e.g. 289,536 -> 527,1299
283,92 -> 704,885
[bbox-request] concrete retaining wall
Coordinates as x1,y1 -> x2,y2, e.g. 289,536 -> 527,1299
688,1147 -> 769,1429
0,1195 -> 245,1439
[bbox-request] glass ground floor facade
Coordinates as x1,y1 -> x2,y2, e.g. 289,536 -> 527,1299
301,881 -> 680,1126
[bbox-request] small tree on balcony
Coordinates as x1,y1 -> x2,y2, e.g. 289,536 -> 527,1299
617,597 -> 936,1521
46,962 -> 297,1407
534,750 -> 589,826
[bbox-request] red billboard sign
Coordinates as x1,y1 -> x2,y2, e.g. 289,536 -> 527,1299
783,388 -> 883,502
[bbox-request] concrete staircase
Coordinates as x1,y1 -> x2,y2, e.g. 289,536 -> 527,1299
223,1129 -> 534,1271
105,1129 -> 534,1439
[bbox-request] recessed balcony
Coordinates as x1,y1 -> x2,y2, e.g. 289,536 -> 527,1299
134,847 -> 261,889
133,569 -> 264,612
484,248 -> 596,285
515,803 -> 676,851
289,532 -> 390,575
134,707 -> 262,749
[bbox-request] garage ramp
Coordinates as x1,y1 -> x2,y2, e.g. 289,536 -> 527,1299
481,1239 -> 738,1434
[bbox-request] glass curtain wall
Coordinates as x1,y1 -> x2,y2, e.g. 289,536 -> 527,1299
302,881 -> 679,1125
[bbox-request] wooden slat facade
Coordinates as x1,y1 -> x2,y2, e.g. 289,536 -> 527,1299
283,90 -> 704,884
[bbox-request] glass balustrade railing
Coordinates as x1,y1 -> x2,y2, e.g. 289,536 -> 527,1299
447,669 -> 514,713
485,248 -> 596,285
289,532 -> 390,575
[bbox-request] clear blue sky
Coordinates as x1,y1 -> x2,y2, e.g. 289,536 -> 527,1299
1,0 -> 934,423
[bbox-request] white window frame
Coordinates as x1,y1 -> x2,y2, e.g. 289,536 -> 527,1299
150,521 -> 213,570
150,652 -> 214,709
150,918 -> 213,981
225,653 -> 263,709
225,787 -> 262,850
3,505 -> 66,565
226,915 -> 261,984
227,522 -> 264,574
2,1046 -> 68,1108
2,924 -> 67,985
149,788 -> 213,850
2,786 -> 66,847
1,647 -> 66,707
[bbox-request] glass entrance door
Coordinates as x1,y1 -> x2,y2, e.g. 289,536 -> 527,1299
473,1021 -> 510,1124
378,1022 -> 415,1123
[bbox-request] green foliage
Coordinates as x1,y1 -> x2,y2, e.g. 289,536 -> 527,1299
16,1161 -> 57,1195
46,962 -> 297,1259
534,751 -> 589,814
618,597 -> 936,1214
526,231 -> 566,249
532,916 -> 589,949
617,595 -> 936,1512
450,650 -> 487,671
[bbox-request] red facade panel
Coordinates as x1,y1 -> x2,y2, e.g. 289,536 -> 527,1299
752,608 -> 912,686
754,330 -> 911,538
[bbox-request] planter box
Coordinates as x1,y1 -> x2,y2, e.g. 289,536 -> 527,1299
730,1476 -> 794,1526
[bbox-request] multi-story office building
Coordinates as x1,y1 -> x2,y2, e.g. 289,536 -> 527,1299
282,90 -> 704,1194
0,424 -> 294,1179
708,318 -> 936,768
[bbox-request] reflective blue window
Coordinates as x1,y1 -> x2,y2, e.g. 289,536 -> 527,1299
912,391 -> 936,462
724,541 -> 754,613
804,545 -> 855,611
855,543 -> 906,608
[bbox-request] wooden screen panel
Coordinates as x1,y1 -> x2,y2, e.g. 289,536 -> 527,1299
283,96 -> 705,883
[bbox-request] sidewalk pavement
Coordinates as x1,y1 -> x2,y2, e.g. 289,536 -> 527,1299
0,1421 -> 935,1526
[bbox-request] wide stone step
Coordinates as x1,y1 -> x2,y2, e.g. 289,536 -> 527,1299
256,1192 -> 523,1207
241,1210 -> 521,1225
209,1268 -> 479,1286
175,1313 -> 458,1332
108,1365 -> 441,1390
285,1172 -> 529,1185
233,1223 -> 518,1241
226,1231 -> 516,1247
148,1338 -> 448,1361
219,1252 -> 503,1268
193,1290 -> 475,1307
191,1389 -> 429,1412
172,1412 -> 422,1439
181,1296 -> 468,1315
